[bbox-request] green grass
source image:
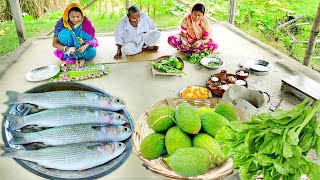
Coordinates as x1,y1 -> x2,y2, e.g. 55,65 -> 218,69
0,18 -> 57,55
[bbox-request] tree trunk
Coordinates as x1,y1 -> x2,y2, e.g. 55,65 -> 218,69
228,0 -> 237,25
9,0 -> 27,44
303,3 -> 320,66
126,0 -> 130,12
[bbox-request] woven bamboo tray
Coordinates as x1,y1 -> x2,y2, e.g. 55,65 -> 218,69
133,98 -> 244,179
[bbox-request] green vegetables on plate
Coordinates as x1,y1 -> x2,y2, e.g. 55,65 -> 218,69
184,50 -> 211,65
208,61 -> 221,67
152,56 -> 184,74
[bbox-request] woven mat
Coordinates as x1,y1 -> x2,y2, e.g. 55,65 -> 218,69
49,62 -> 110,82
94,31 -> 185,64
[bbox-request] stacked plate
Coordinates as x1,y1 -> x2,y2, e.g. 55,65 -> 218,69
242,60 -> 273,76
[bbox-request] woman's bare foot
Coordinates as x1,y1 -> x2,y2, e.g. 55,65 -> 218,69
79,59 -> 86,68
75,59 -> 86,68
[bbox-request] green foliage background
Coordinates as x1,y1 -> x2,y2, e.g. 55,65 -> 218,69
0,0 -> 319,71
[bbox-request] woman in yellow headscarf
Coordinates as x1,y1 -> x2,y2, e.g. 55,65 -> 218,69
52,3 -> 98,67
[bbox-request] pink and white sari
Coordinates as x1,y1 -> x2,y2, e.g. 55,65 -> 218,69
168,14 -> 218,53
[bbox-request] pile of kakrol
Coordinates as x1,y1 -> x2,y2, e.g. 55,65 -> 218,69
1,90 -> 132,171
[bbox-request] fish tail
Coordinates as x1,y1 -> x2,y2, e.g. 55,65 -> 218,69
6,114 -> 25,131
0,144 -> 14,152
0,145 -> 21,159
10,131 -> 33,145
5,91 -> 22,105
9,137 -> 28,145
10,130 -> 24,138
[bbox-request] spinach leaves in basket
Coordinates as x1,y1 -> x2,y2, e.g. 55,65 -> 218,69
152,56 -> 185,74
184,50 -> 211,65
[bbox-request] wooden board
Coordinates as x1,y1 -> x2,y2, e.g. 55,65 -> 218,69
281,75 -> 320,101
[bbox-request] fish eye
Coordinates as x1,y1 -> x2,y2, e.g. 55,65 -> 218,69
124,127 -> 128,131
118,143 -> 122,147
115,98 -> 120,103
117,115 -> 121,119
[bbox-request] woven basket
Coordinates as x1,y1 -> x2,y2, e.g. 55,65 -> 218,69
133,98 -> 244,179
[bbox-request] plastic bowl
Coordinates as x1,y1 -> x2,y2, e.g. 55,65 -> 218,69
200,57 -> 224,69
236,69 -> 250,80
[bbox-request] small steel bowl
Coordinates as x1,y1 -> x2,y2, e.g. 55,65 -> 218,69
200,57 -> 224,70
236,69 -> 250,80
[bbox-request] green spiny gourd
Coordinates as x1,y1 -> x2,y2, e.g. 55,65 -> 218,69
165,147 -> 212,177
215,102 -> 239,121
165,126 -> 192,155
201,112 -> 229,137
147,105 -> 175,132
175,103 -> 201,134
140,133 -> 165,159
193,133 -> 228,165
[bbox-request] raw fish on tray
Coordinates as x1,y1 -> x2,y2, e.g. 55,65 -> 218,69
9,125 -> 132,146
5,90 -> 125,111
6,107 -> 127,131
1,142 -> 126,171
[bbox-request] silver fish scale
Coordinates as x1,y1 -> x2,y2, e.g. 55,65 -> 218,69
15,125 -> 131,145
21,91 -> 110,109
23,107 -> 123,127
13,143 -> 125,170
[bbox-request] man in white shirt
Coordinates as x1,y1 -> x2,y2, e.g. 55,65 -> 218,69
114,6 -> 161,59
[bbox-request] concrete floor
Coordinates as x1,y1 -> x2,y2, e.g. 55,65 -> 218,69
0,22 -> 319,180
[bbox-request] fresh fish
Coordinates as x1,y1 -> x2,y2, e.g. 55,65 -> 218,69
5,90 -> 125,111
10,125 -> 132,146
1,142 -> 126,171
6,107 -> 127,131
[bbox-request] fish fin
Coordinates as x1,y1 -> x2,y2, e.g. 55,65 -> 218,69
0,145 -> 21,158
1,151 -> 20,158
6,114 -> 24,131
5,91 -> 22,105
87,143 -> 103,151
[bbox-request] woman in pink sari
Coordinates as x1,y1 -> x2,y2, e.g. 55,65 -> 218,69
168,3 -> 218,53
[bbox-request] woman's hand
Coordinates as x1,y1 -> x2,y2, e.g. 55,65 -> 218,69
78,44 -> 89,53
192,40 -> 203,48
181,37 -> 191,48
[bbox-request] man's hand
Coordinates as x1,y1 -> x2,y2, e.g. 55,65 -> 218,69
114,51 -> 122,59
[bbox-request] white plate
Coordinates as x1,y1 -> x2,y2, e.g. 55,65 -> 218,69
26,65 -> 60,82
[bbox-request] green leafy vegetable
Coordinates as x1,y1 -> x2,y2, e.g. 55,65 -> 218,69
152,56 -> 185,74
216,99 -> 320,180
184,50 -> 211,65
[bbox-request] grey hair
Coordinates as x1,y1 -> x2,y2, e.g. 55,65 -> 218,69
127,6 -> 140,16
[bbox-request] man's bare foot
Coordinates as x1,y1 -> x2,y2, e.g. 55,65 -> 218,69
142,46 -> 159,51
114,52 -> 122,60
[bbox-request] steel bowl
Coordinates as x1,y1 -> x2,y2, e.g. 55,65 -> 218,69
200,57 -> 224,70
247,59 -> 273,72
